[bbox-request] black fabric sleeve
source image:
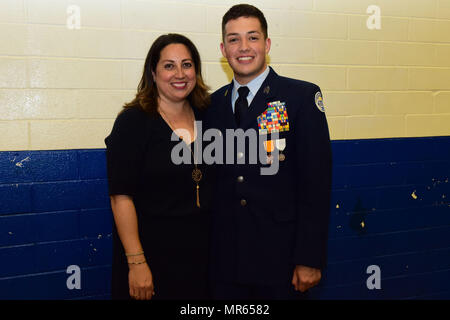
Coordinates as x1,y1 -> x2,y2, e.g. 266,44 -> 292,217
293,84 -> 333,269
104,108 -> 148,197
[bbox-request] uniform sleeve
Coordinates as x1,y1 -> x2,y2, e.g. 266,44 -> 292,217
104,108 -> 147,197
292,84 -> 332,269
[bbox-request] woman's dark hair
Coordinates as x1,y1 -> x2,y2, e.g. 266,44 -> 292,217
123,33 -> 210,115
222,4 -> 268,40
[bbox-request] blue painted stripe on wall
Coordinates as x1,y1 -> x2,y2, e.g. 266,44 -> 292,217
329,205 -> 450,239
0,266 -> 111,300
309,268 -> 450,300
327,226 -> 450,262
0,210 -> 112,247
0,184 -> 32,215
321,247 -> 450,287
0,137 -> 449,299
0,238 -> 112,278
331,136 -> 450,165
0,151 -> 78,184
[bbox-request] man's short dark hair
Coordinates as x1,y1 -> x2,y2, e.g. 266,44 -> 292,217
222,4 -> 268,40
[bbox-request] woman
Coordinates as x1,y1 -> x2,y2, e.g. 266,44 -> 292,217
105,34 -> 212,300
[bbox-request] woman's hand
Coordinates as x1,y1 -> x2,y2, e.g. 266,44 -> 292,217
128,262 -> 155,300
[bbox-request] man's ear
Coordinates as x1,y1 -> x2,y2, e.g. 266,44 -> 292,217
265,37 -> 271,55
220,42 -> 226,58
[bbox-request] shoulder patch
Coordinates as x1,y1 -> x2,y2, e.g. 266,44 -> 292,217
315,91 -> 325,113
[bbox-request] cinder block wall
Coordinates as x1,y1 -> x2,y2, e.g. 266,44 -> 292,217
0,0 -> 449,299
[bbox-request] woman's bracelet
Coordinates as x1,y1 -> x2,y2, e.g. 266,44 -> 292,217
125,251 -> 144,257
128,260 -> 146,265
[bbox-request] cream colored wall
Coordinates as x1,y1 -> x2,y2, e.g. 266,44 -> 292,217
0,0 -> 449,150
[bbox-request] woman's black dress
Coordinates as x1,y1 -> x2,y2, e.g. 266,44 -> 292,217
105,107 -> 213,300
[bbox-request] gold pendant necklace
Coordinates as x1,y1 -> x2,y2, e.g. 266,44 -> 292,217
159,107 -> 201,208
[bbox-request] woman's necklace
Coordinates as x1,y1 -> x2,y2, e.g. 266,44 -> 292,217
159,107 -> 202,208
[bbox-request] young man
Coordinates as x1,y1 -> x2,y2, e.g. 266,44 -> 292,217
206,4 -> 332,299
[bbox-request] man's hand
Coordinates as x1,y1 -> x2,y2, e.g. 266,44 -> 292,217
291,265 -> 321,292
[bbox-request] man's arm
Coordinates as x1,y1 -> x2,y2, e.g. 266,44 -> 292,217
292,84 -> 332,290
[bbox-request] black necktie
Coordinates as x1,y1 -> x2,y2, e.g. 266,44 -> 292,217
235,86 -> 250,127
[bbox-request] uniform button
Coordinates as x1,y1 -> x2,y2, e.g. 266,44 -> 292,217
237,176 -> 244,183
237,152 -> 244,159
240,199 -> 247,206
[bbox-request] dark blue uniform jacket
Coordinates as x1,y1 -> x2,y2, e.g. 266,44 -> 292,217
204,67 -> 332,285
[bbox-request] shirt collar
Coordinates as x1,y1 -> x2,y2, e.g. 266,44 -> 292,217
232,66 -> 270,98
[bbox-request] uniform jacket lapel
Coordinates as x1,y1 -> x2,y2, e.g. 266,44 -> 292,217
221,82 -> 236,129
